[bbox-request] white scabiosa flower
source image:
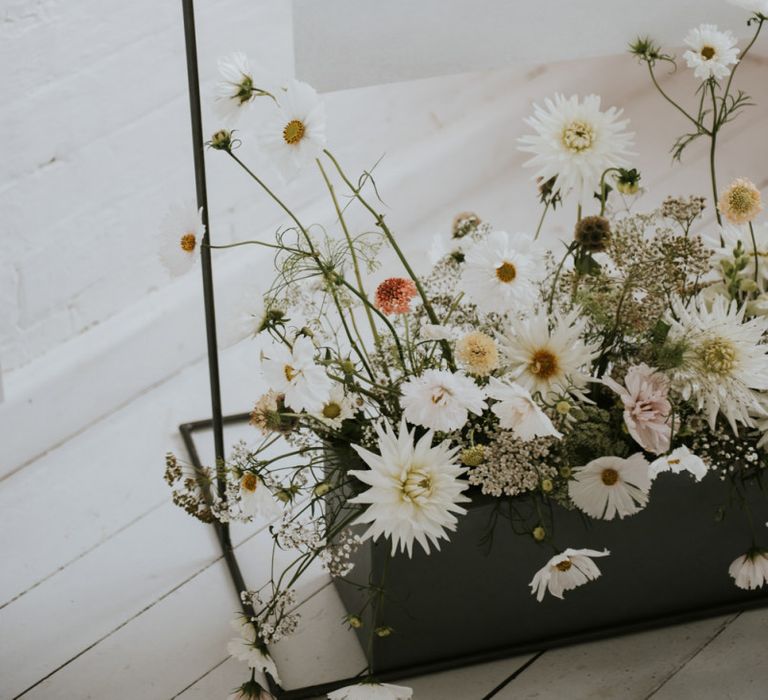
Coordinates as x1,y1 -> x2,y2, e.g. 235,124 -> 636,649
729,549 -> 768,590
239,473 -> 281,520
258,79 -> 326,180
649,446 -> 708,482
500,309 -> 599,400
683,25 -> 740,81
400,369 -> 487,433
486,377 -> 562,441
214,52 -> 270,123
518,94 -> 634,205
348,419 -> 470,557
530,548 -> 610,602
227,619 -> 281,683
261,335 -> 331,412
459,231 -> 544,315
665,296 -> 768,431
158,202 -> 205,276
569,454 -> 651,520
328,682 -> 413,699
727,0 -> 768,16
313,385 -> 356,429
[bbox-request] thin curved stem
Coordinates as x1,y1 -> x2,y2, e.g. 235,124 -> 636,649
647,63 -> 711,134
719,17 -> 765,124
709,81 -> 722,226
534,201 -> 550,240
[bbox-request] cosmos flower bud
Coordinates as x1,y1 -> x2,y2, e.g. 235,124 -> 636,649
210,129 -> 233,151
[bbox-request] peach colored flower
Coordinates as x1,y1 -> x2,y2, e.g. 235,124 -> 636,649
718,178 -> 763,225
603,364 -> 672,455
374,278 -> 418,315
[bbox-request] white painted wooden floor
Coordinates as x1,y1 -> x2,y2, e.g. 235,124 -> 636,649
2,54 -> 768,699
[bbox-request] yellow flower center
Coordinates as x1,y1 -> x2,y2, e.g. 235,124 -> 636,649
700,337 -> 737,375
727,185 -> 759,216
495,261 -> 517,283
701,45 -> 716,60
430,386 -> 452,405
322,402 -> 342,419
283,119 -> 306,145
601,468 -> 619,486
284,364 -> 298,382
556,559 -> 573,572
562,120 -> 596,153
180,233 -> 197,252
529,349 -> 559,379
241,473 -> 258,493
402,468 -> 434,502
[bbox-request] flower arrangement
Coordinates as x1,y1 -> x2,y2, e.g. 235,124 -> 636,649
164,4 -> 768,698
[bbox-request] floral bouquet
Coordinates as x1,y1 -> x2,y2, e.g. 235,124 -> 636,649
164,4 -> 768,699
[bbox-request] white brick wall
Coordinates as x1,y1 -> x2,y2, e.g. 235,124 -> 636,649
0,0 -> 524,376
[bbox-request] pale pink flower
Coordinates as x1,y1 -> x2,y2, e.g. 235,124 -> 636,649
603,364 -> 672,455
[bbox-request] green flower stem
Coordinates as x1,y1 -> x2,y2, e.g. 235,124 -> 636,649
323,149 -> 457,371
534,201 -> 550,241
316,159 -> 383,354
205,239 -> 304,254
646,62 -> 710,133
750,222 -> 760,285
709,81 -> 722,227
719,17 -> 765,125
598,167 -> 622,216
547,242 -> 577,314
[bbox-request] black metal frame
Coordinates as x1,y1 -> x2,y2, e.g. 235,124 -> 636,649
178,3 -> 768,698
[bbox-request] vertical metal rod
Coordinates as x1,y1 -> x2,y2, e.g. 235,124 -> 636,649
180,0 -> 227,500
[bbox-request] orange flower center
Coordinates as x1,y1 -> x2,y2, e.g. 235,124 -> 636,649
529,349 -> 559,379
180,233 -> 197,252
241,473 -> 258,493
601,468 -> 619,486
495,261 -> 517,283
556,559 -> 573,572
701,45 -> 716,60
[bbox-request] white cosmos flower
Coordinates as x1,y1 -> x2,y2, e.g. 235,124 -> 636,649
683,25 -> 740,81
227,618 -> 281,683
569,454 -> 651,520
400,369 -> 487,432
261,335 -> 331,412
665,296 -> 768,431
728,0 -> 768,15
460,231 -> 543,315
500,309 -> 599,399
530,548 -> 610,602
258,79 -> 326,181
239,473 -> 281,520
487,377 -> 562,441
313,385 -> 356,429
214,52 -> 270,124
729,549 -> 768,590
649,446 -> 708,482
328,682 -> 413,699
348,419 -> 470,557
158,202 -> 205,277
518,94 -> 634,205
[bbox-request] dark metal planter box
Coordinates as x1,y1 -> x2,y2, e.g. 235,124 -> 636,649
334,472 -> 768,675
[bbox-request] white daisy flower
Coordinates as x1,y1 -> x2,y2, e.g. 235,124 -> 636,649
328,682 -> 413,699
518,94 -> 634,205
348,419 -> 470,557
649,446 -> 708,482
227,618 -> 281,683
530,548 -> 610,602
313,385 -> 356,429
158,202 -> 205,277
727,0 -> 768,16
239,472 -> 281,520
214,52 -> 271,123
683,25 -> 740,81
261,335 -> 331,412
569,453 -> 651,520
486,377 -> 562,441
258,79 -> 326,181
400,369 -> 487,433
500,309 -> 599,400
665,296 -> 768,431
460,230 -> 544,315
729,549 -> 768,590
